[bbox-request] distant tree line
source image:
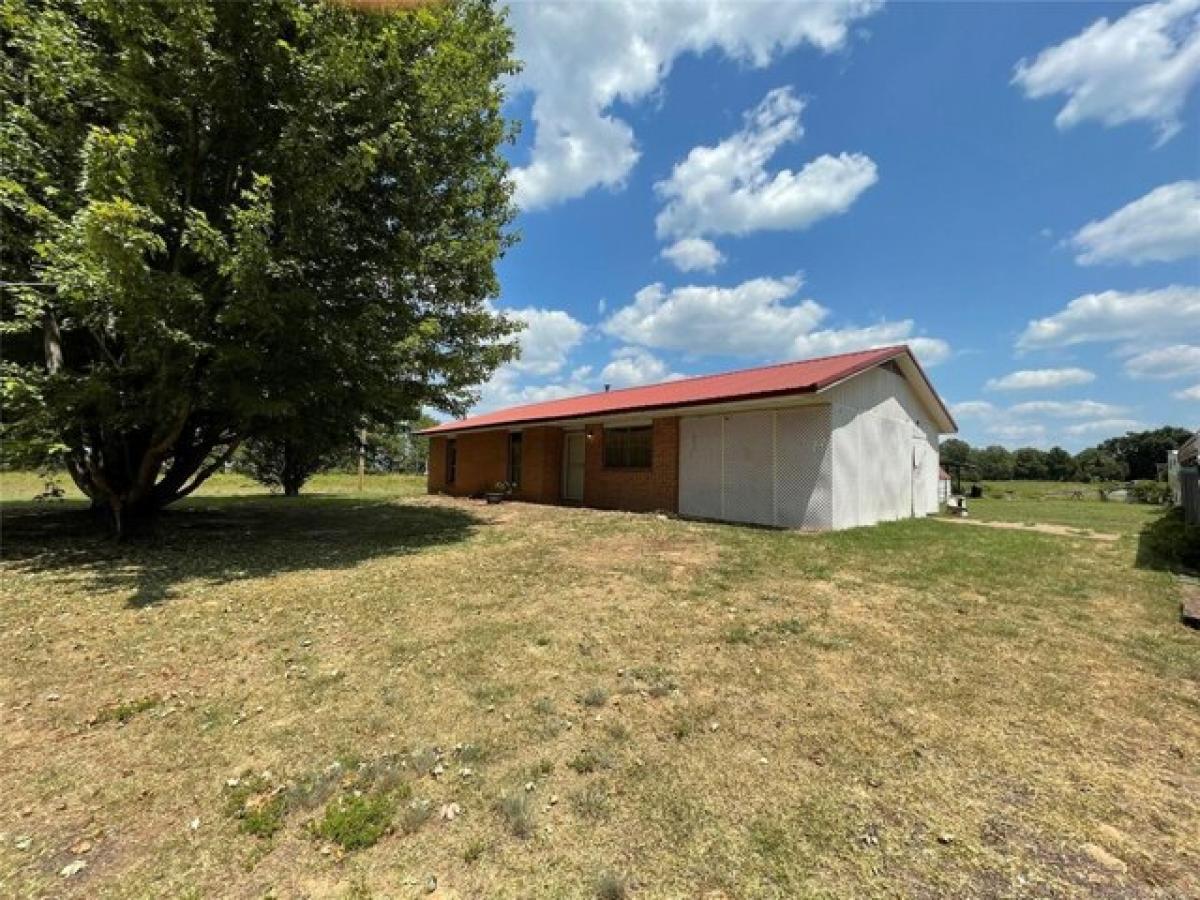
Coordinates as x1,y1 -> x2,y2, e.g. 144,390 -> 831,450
940,426 -> 1194,482
233,415 -> 436,495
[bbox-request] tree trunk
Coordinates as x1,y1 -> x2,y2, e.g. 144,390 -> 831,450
89,492 -> 160,539
279,440 -> 310,497
69,425 -> 239,538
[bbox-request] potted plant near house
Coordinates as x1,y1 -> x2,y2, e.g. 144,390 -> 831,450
485,481 -> 513,504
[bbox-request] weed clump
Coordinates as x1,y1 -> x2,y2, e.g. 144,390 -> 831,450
398,799 -> 433,835
595,870 -> 629,899
568,747 -> 610,774
496,793 -> 535,839
93,695 -> 161,725
581,687 -> 609,708
313,793 -> 395,850
571,782 -> 611,821
224,773 -> 287,838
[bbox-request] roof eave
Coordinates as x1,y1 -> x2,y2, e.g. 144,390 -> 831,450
416,384 -> 824,436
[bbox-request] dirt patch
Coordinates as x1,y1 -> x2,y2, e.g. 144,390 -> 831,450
935,516 -> 1119,541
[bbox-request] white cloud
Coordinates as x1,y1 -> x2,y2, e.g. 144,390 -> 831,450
504,307 -> 588,375
654,87 -> 878,239
661,238 -> 726,273
1065,418 -> 1146,436
508,2 -> 882,210
987,423 -> 1048,442
985,367 -> 1096,391
1174,383 -> 1200,399
1012,0 -> 1200,144
1016,286 -> 1200,350
954,397 -> 1143,447
951,400 -> 998,418
471,306 -> 589,412
1009,400 -> 1128,418
795,326 -> 951,368
1071,181 -> 1200,265
604,274 -> 820,356
1123,344 -> 1200,379
474,367 -> 585,413
600,347 -> 680,388
602,274 -> 950,366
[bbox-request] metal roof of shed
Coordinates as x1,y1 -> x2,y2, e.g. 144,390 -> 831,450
420,344 -> 957,435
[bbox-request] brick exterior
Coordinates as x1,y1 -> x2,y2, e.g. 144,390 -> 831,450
426,430 -> 507,497
583,417 -> 679,513
513,426 -> 562,504
426,416 -> 679,514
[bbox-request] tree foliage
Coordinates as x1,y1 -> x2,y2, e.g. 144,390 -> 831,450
1098,427 -> 1194,481
1,0 -> 520,533
943,427 -> 1194,483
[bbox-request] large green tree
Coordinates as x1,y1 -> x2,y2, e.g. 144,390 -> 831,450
1073,447 -> 1126,482
970,445 -> 1014,480
1099,427 -> 1194,481
1,0 -> 519,533
1012,446 -> 1049,480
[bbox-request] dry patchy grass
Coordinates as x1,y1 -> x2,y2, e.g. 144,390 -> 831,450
0,478 -> 1197,898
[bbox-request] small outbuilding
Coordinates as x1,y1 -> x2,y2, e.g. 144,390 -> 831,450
420,345 -> 957,530
938,467 -> 952,505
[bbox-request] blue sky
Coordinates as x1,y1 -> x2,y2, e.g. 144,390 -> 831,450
475,0 -> 1199,450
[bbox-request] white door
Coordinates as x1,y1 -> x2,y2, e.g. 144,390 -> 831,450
562,432 -> 585,501
721,411 -> 775,526
679,415 -> 722,520
911,435 -> 931,517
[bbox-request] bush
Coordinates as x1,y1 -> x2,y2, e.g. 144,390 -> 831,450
1131,480 -> 1171,505
313,794 -> 395,850
1137,509 -> 1200,573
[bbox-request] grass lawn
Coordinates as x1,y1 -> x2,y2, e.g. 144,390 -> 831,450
1,474 -> 1197,898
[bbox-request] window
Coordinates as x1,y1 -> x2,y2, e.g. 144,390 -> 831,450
508,431 -> 523,486
603,425 -> 652,469
445,439 -> 457,485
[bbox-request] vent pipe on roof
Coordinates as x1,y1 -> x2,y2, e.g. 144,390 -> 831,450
604,383 -> 610,392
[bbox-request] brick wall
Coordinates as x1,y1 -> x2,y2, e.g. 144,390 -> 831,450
583,417 -> 679,512
426,430 -> 507,497
428,427 -> 564,502
427,417 -> 678,513
427,435 -> 446,488
516,426 -> 563,504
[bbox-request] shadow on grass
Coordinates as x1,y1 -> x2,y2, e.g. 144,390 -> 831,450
0,495 -> 481,608
1135,507 -> 1200,575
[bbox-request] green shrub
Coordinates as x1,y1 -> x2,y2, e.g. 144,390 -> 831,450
1131,480 -> 1171,504
241,794 -> 287,838
224,773 -> 287,838
1138,508 -> 1200,573
313,794 -> 395,850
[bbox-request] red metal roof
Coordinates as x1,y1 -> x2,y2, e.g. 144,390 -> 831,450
421,345 -> 950,435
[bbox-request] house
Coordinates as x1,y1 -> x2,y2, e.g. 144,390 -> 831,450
419,345 -> 957,530
1169,431 -> 1200,524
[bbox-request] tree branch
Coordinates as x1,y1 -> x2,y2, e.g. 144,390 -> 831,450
42,309 -> 63,374
169,438 -> 241,503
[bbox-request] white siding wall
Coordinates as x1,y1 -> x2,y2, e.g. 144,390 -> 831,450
679,405 -> 832,528
827,365 -> 940,529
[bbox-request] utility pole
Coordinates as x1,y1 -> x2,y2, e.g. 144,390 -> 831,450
358,427 -> 367,492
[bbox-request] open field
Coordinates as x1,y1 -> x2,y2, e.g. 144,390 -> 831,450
1,474 -> 1197,898
976,481 -> 1120,501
